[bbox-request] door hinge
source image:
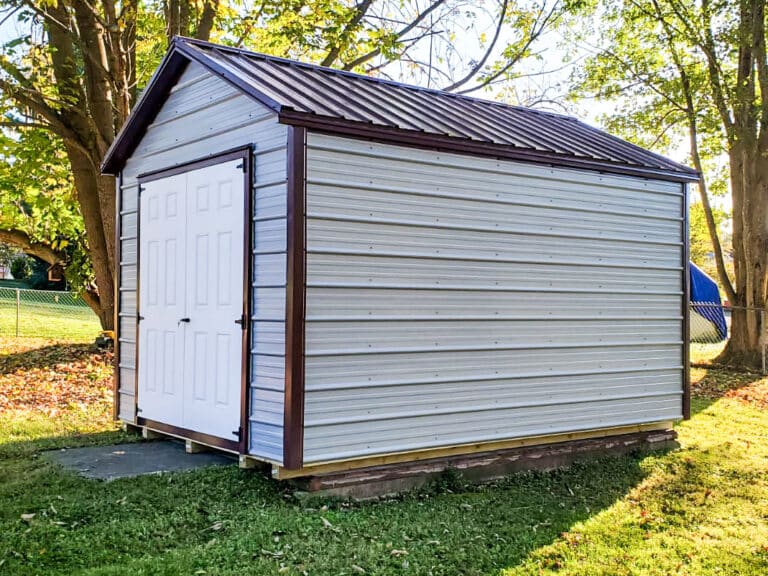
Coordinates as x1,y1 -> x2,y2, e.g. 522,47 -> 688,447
234,314 -> 246,329
236,161 -> 245,173
137,313 -> 144,322
232,426 -> 242,440
136,406 -> 143,413
138,185 -> 145,194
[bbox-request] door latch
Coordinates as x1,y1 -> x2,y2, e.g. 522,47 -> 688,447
178,317 -> 190,326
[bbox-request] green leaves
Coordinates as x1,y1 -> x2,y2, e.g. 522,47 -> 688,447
0,126 -> 90,290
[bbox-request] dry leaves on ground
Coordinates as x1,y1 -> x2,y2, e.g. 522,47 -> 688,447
725,380 -> 768,410
0,337 -> 113,415
691,366 -> 768,410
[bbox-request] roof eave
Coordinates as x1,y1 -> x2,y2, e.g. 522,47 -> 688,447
277,110 -> 700,184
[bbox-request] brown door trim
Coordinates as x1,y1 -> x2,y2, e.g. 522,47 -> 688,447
134,146 -> 252,453
138,417 -> 240,453
283,126 -> 307,469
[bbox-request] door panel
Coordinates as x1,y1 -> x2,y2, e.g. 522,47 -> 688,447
138,173 -> 187,426
137,158 -> 245,442
182,160 -> 245,440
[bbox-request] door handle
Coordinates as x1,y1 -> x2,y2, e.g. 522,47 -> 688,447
178,317 -> 190,326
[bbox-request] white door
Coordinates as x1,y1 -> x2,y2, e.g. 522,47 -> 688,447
137,159 -> 245,442
182,160 -> 245,439
137,173 -> 187,426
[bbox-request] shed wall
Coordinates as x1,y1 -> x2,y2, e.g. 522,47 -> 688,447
116,62 -> 288,462
302,133 -> 685,464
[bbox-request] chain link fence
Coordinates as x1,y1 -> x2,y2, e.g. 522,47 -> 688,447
690,302 -> 767,373
0,286 -> 101,341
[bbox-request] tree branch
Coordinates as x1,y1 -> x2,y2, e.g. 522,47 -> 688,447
441,0 -> 509,92
321,0 -> 375,67
0,119 -> 51,130
342,0 -> 448,70
0,229 -> 66,265
454,2 -> 560,95
0,77 -> 91,157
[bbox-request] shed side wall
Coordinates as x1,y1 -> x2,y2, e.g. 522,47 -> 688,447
116,61 -> 288,463
302,133 -> 685,464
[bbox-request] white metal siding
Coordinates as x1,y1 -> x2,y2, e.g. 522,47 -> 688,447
117,62 -> 287,463
302,133 -> 684,464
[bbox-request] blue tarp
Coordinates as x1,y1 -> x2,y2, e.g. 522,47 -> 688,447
690,262 -> 728,340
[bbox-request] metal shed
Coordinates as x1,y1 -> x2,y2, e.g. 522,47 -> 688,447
103,37 -> 698,481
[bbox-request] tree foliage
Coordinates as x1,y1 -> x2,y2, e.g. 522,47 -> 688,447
0,128 -> 91,290
572,0 -> 768,366
0,0 -> 578,329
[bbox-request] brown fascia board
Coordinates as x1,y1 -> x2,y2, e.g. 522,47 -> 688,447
101,48 -> 189,175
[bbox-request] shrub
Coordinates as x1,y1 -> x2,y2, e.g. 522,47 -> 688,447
10,256 -> 31,280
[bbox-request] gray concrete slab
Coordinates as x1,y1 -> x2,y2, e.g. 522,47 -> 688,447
44,441 -> 235,480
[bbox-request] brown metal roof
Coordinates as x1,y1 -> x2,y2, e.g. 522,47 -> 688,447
102,37 -> 698,182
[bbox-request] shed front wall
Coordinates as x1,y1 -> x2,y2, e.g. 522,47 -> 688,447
116,61 -> 288,463
302,133 -> 685,464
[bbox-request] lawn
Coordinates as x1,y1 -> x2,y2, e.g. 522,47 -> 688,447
0,287 -> 100,341
0,338 -> 767,575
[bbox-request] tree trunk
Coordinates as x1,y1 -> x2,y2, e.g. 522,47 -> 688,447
719,144 -> 768,368
66,144 -> 115,331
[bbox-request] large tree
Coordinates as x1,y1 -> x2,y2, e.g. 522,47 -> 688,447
573,0 -> 768,367
0,0 -> 576,330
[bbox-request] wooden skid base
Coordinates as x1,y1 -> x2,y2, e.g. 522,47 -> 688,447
122,422 -> 143,435
291,429 -> 678,500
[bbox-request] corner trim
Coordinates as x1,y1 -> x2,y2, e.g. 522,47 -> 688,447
682,183 -> 691,419
113,172 -> 122,421
283,126 -> 307,469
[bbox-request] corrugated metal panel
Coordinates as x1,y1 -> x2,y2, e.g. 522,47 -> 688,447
303,397 -> 681,460
116,62 -> 288,463
302,133 -> 684,464
176,40 -> 695,178
249,127 -> 288,463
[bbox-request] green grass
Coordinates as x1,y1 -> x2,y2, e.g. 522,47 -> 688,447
1,365 -> 767,574
0,287 -> 100,341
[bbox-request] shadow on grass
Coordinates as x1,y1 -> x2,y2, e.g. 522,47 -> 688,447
0,342 -> 102,375
0,427 -> 139,460
501,407 -> 768,575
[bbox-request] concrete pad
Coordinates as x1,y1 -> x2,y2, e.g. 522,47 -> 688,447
45,441 -> 234,480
